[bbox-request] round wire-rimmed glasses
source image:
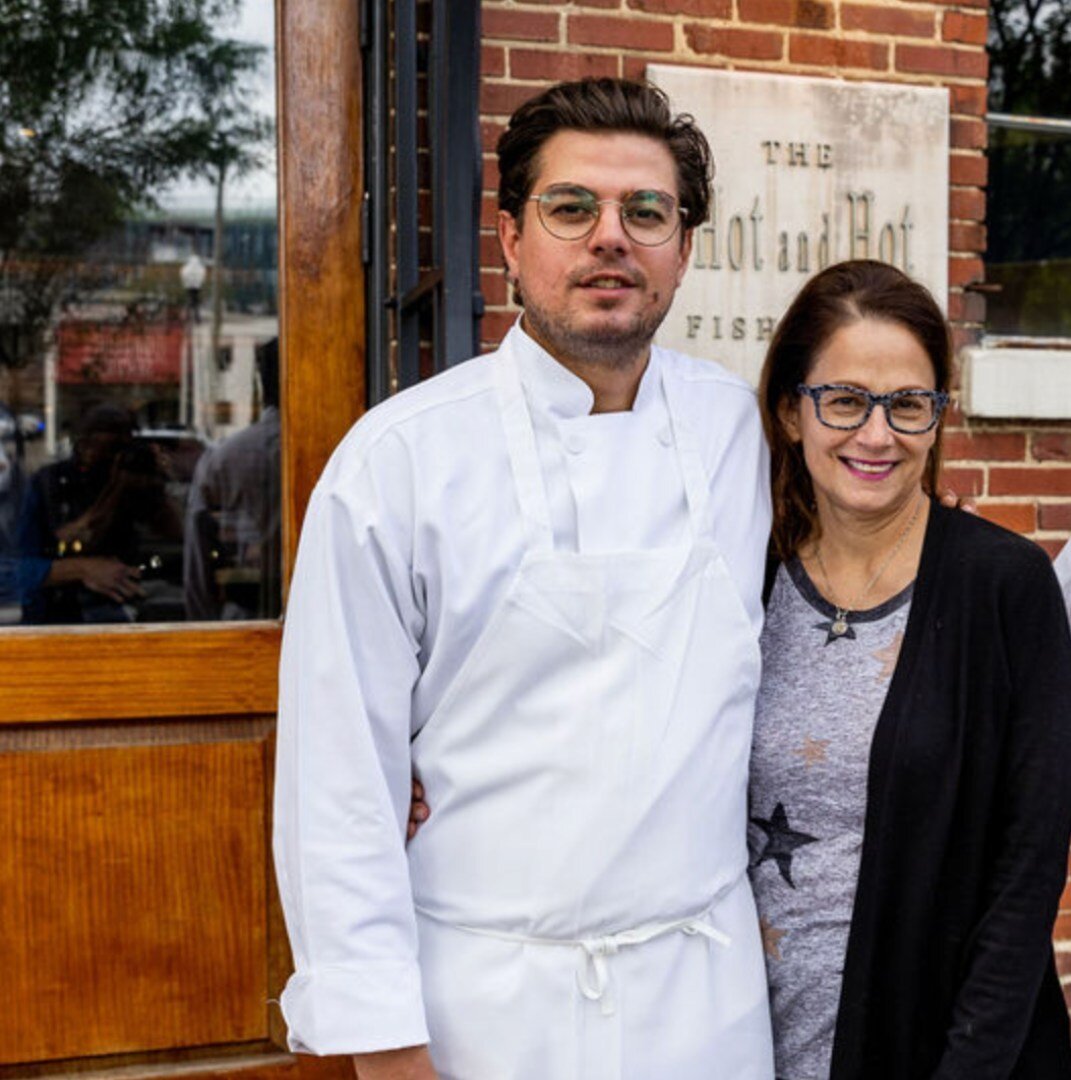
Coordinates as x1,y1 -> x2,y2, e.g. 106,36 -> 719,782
797,383 -> 949,434
528,184 -> 687,246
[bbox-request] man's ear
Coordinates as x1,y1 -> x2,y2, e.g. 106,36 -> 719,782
675,228 -> 693,287
498,210 -> 521,285
778,395 -> 802,443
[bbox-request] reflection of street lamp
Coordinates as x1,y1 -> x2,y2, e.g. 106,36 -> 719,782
179,254 -> 206,429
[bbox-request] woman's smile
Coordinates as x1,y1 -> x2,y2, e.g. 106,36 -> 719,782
786,316 -> 938,526
840,457 -> 899,481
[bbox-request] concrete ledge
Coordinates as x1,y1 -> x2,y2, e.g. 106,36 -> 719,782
960,343 -> 1071,420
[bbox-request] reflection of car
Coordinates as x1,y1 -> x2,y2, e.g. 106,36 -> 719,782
0,403 -> 45,440
133,429 -> 210,502
17,411 -> 44,439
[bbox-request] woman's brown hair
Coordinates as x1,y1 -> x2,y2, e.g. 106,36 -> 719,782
759,259 -> 952,561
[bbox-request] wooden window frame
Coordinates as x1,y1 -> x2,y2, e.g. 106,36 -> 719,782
0,0 -> 366,727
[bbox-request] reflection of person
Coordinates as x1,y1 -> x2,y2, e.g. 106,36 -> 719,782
752,260 -> 1071,1078
273,79 -> 774,1079
0,439 -> 23,614
16,404 -> 180,623
0,439 -> 22,532
183,338 -> 281,620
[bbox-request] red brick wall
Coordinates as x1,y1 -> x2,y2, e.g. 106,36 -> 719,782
478,2 -> 990,329
478,1 -> 1064,554
478,0 -> 1071,1009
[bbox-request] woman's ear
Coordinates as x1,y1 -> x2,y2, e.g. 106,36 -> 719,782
778,395 -> 802,443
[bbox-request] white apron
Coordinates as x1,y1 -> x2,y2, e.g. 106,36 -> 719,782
407,339 -> 774,1080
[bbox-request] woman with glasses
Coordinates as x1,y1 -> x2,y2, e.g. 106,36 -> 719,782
752,259 -> 1071,1078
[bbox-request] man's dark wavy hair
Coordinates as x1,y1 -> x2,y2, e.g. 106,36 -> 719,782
496,78 -> 713,230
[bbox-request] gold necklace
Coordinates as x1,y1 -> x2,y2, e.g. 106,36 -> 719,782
812,493 -> 924,641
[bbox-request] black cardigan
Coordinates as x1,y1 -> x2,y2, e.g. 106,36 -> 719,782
828,503 -> 1071,1079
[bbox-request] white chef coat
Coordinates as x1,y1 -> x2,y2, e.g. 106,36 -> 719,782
272,321 -> 772,1058
1055,540 -> 1071,619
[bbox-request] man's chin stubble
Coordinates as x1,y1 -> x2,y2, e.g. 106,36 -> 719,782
523,304 -> 669,370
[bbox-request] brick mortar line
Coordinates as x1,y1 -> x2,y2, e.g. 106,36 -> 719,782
492,15 -> 982,39
488,2 -> 974,21
482,68 -> 985,87
486,0 -> 985,16
485,58 -> 985,75
499,39 -> 976,54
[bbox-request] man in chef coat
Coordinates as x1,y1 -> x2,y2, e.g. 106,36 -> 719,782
1056,541 -> 1071,619
273,78 -> 775,1080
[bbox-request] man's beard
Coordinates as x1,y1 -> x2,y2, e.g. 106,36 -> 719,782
520,283 -> 673,371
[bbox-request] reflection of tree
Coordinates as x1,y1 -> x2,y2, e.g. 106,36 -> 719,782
0,0 -> 272,395
988,0 -> 1071,263
184,36 -> 274,406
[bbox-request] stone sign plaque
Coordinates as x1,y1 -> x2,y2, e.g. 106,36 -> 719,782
648,65 -> 949,384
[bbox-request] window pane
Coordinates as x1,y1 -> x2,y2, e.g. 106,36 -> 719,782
986,126 -> 1071,338
986,1 -> 1071,339
0,0 -> 279,626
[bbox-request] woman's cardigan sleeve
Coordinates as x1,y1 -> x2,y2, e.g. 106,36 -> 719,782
933,552 -> 1071,1079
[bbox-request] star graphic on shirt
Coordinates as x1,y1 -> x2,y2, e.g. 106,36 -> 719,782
792,736 -> 829,769
872,631 -> 904,681
760,917 -> 787,961
750,802 -> 818,889
813,617 -> 857,645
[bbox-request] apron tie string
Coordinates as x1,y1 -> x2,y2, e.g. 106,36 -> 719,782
415,903 -> 731,1019
576,936 -> 618,1014
577,915 -> 732,1017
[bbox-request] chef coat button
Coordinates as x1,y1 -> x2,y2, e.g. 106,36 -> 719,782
657,427 -> 673,447
564,434 -> 585,455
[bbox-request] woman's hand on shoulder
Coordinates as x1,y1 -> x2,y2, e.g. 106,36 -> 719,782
407,777 -> 429,841
939,488 -> 977,514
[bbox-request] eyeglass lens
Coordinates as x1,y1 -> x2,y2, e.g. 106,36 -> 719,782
815,387 -> 939,432
534,186 -> 680,245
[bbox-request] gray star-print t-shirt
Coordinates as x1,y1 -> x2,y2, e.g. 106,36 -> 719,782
748,558 -> 912,1080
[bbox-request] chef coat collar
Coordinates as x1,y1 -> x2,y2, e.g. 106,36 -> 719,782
507,318 -> 662,421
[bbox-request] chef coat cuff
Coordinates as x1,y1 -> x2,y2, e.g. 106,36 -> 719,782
280,962 -> 430,1055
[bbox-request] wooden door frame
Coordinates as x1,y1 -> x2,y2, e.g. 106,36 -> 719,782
1,3 -> 364,1077
0,0 -> 366,726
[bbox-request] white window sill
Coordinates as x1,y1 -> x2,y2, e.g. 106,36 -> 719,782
960,339 -> 1071,420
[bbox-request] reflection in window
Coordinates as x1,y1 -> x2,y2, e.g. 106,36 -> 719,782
986,0 -> 1071,338
0,0 -> 278,626
183,338 -> 280,622
986,121 -> 1071,338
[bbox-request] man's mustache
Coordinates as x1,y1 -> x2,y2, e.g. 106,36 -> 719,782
566,265 -> 646,289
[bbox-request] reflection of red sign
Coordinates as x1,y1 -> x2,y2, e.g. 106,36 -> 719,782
57,321 -> 183,385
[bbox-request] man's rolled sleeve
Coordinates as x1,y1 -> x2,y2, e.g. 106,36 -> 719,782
280,962 -> 429,1054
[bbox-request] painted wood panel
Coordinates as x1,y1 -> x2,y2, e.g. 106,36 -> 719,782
0,739 -> 268,1064
0,625 -> 281,725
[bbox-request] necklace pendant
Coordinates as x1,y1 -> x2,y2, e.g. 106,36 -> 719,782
815,614 -> 856,645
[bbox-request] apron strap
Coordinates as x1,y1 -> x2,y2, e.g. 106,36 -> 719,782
660,368 -> 713,542
494,338 -> 555,553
